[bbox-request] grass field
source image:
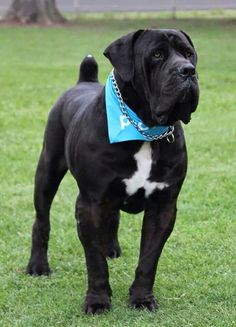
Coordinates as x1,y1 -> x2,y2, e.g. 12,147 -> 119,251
0,13 -> 236,327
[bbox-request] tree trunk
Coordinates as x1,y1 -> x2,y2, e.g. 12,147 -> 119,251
5,0 -> 66,24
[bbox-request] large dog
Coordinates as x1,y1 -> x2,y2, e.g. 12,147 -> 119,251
27,29 -> 199,314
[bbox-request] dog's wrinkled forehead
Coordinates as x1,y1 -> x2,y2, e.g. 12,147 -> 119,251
134,29 -> 194,53
160,29 -> 194,45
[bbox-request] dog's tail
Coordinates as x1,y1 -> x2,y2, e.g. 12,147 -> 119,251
77,54 -> 98,83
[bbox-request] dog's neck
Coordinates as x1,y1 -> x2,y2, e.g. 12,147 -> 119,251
113,70 -> 154,127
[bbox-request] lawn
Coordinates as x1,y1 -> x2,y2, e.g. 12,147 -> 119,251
0,13 -> 236,327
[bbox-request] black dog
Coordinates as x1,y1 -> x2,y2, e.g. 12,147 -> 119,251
27,29 -> 199,314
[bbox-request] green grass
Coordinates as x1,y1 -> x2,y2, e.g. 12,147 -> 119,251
0,13 -> 236,327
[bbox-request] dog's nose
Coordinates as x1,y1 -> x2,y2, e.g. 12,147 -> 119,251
179,64 -> 196,77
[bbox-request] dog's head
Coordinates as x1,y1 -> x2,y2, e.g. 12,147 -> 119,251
104,29 -> 199,126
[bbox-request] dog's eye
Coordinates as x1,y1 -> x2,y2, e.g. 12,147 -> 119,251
154,51 -> 163,60
186,51 -> 192,58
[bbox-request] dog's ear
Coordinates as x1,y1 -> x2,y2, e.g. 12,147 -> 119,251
103,29 -> 144,82
179,30 -> 195,48
180,30 -> 198,63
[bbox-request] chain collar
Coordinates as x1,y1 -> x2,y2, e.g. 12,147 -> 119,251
110,70 -> 175,143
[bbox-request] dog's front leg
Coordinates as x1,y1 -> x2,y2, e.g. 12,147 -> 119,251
129,199 -> 177,310
76,195 -> 112,314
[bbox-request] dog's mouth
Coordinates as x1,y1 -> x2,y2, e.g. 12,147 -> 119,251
169,102 -> 192,124
152,78 -> 199,126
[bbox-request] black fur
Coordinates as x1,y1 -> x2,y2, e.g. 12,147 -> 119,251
27,29 -> 199,314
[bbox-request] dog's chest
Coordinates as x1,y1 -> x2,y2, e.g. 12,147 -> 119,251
122,143 -> 168,198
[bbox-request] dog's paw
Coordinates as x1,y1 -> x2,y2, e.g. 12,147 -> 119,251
26,260 -> 51,276
104,242 -> 121,259
84,293 -> 111,314
129,293 -> 158,311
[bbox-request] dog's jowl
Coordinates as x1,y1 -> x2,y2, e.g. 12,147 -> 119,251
27,29 -> 199,314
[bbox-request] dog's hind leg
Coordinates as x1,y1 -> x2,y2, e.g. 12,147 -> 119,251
27,109 -> 68,275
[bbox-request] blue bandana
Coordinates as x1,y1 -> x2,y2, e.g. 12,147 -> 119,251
105,72 -> 172,143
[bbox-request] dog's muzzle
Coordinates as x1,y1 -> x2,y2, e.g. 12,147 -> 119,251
152,64 -> 199,126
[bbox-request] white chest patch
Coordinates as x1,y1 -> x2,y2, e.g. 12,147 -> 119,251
123,143 -> 169,198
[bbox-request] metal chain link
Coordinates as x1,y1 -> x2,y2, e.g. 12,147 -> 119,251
110,70 -> 175,142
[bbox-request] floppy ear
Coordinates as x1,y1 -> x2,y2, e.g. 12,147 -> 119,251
180,30 -> 195,48
103,29 -> 144,82
180,30 -> 198,63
